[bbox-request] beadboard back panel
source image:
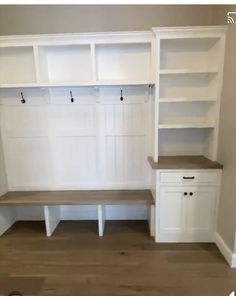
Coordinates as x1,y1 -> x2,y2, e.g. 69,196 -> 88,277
0,86 -> 152,191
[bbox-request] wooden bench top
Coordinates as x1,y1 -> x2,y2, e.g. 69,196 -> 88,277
0,190 -> 154,206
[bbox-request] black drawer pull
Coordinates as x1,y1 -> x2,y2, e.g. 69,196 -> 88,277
183,176 -> 195,180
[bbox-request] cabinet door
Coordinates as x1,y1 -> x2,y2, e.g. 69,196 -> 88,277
186,187 -> 216,242
158,187 -> 187,242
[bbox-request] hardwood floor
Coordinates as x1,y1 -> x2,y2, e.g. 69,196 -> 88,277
0,221 -> 235,296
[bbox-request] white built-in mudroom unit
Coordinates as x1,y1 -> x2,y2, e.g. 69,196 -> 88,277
0,26 -> 226,242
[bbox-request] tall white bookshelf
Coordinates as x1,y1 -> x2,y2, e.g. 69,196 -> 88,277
152,26 -> 226,162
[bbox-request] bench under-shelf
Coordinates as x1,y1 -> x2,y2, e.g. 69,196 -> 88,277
0,190 -> 155,238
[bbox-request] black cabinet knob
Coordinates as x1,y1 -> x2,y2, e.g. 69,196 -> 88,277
190,192 -> 193,196
184,192 -> 188,196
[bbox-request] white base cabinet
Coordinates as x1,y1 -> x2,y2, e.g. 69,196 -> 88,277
155,170 -> 221,242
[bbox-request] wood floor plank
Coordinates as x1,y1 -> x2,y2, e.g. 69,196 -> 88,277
0,221 -> 235,296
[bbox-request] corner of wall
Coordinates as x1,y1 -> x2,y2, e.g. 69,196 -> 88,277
215,232 -> 236,268
0,129 -> 8,196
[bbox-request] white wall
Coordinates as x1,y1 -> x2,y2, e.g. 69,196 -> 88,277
0,128 -> 8,196
213,6 -> 236,253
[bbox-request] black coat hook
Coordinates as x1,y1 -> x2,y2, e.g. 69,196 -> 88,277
70,91 -> 74,103
20,92 -> 26,104
120,89 -> 124,101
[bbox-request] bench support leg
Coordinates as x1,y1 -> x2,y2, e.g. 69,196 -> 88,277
98,205 -> 106,237
44,206 -> 60,237
0,206 -> 16,236
149,205 -> 155,237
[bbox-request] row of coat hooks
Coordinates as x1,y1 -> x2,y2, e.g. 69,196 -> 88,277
20,91 -> 76,104
19,89 -> 126,104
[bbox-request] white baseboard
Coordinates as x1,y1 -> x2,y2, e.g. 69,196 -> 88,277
215,232 -> 236,268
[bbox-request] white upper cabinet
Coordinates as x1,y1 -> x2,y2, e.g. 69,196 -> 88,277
95,43 -> 151,83
0,46 -> 36,86
0,32 -> 153,88
38,45 -> 93,83
159,38 -> 221,73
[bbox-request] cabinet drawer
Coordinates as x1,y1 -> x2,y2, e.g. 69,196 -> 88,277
160,171 -> 218,185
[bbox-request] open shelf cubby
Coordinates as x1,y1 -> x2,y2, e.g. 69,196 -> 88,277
95,43 -> 151,83
38,45 -> 93,83
158,101 -> 216,127
158,128 -> 215,157
159,72 -> 218,101
0,46 -> 36,85
160,37 -> 221,72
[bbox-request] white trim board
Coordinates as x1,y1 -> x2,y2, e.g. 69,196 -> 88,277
215,232 -> 236,268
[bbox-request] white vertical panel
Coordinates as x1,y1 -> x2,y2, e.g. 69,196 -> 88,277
48,88 -> 97,189
0,206 -> 16,236
44,205 -> 61,237
0,129 -> 8,196
3,105 -> 48,137
104,135 -> 147,187
48,104 -> 95,136
100,86 -> 150,188
98,205 -> 106,237
149,205 -> 155,237
4,137 -> 52,190
50,137 -> 97,188
0,90 -> 51,190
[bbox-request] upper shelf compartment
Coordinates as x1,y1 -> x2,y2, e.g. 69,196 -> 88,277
38,44 -> 93,83
0,46 -> 36,85
95,43 -> 152,84
159,72 -> 218,101
159,38 -> 221,73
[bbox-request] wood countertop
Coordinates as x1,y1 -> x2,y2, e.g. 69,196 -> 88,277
148,155 -> 223,170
